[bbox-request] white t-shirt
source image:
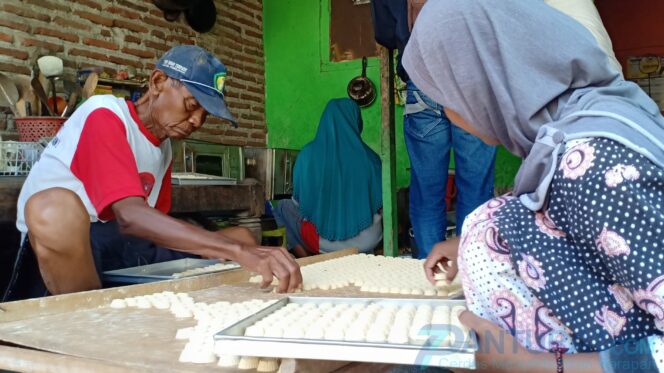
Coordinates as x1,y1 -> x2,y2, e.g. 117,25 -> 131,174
17,95 -> 172,235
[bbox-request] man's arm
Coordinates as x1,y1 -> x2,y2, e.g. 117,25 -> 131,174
112,197 -> 302,293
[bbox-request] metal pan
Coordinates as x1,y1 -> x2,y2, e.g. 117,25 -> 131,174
102,258 -> 240,284
215,296 -> 477,369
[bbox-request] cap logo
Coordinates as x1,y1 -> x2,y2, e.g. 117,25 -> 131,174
162,59 -> 188,74
214,72 -> 226,93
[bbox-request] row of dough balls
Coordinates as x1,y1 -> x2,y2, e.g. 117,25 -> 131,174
172,262 -> 240,278
108,292 -> 280,371
244,301 -> 471,347
249,254 -> 462,296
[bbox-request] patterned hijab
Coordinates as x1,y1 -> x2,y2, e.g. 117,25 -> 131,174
293,99 -> 382,241
402,0 -> 664,210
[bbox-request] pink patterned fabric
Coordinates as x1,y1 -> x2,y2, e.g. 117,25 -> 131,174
559,142 -> 595,179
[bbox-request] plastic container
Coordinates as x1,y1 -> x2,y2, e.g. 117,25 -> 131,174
15,117 -> 66,142
0,141 -> 44,176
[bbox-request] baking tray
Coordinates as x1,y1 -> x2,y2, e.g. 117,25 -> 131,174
214,297 -> 477,369
171,172 -> 237,186
102,258 -> 240,284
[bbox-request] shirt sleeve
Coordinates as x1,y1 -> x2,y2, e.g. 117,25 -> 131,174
154,162 -> 172,214
70,108 -> 145,221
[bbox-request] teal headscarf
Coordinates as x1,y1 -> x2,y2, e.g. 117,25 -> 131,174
293,99 -> 382,241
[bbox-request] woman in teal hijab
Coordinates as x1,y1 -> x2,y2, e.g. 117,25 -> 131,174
274,98 -> 383,257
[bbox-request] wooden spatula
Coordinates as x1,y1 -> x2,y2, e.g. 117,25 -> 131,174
30,67 -> 54,116
82,72 -> 98,100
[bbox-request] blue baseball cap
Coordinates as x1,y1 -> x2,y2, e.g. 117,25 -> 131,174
156,45 -> 237,126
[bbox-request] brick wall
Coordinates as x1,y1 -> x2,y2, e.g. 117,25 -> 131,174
0,0 -> 266,146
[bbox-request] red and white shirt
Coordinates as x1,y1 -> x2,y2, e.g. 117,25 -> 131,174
16,95 -> 172,234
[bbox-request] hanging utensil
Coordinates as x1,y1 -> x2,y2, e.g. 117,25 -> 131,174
82,72 -> 98,100
38,56 -> 64,115
31,65 -> 54,116
347,57 -> 376,108
0,73 -> 19,116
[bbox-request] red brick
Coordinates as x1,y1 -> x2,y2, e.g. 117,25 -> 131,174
22,38 -> 64,52
1,4 -> 50,22
121,47 -> 154,59
100,29 -> 111,37
108,55 -> 143,69
221,138 -> 248,146
246,140 -> 266,147
145,62 -> 156,70
34,27 -> 79,43
0,46 -> 28,60
224,129 -> 246,137
22,0 -> 69,12
116,0 -> 149,13
68,48 -> 107,61
113,19 -> 148,33
0,61 -> 31,75
250,131 -> 266,139
0,19 -> 30,33
142,16 -> 176,30
149,8 -> 164,18
83,38 -> 119,51
198,127 -> 225,136
106,6 -> 140,20
52,16 -> 90,31
77,0 -> 103,11
166,34 -> 195,45
125,35 -> 141,44
245,29 -> 262,40
150,30 -> 166,40
145,40 -> 170,52
0,33 -> 12,43
236,1 -> 262,13
239,93 -> 262,103
247,86 -> 263,95
73,10 -> 113,27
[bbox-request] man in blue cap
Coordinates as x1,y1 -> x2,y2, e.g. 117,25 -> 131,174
7,45 -> 302,300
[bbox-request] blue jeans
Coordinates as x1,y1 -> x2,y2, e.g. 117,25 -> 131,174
404,80 -> 496,258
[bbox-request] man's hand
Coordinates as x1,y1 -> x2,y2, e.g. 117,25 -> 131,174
236,245 -> 303,293
423,236 -> 460,284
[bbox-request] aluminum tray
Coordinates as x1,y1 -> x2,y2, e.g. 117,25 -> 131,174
215,297 -> 477,369
171,172 -> 237,186
102,258 -> 239,284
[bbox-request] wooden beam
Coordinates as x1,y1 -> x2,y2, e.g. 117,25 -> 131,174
379,47 -> 398,257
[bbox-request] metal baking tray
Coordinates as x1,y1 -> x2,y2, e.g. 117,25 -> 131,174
171,172 -> 237,186
102,258 -> 240,284
214,297 -> 476,369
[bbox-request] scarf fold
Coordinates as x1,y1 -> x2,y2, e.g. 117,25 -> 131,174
403,0 -> 664,211
293,99 -> 382,241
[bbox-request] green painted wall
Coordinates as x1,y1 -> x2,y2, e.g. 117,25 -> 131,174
263,0 -> 521,190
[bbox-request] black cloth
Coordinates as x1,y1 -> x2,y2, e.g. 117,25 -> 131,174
2,221 -> 198,301
370,0 -> 411,82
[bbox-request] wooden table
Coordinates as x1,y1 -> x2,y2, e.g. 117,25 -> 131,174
0,177 -> 265,223
0,249 -> 367,373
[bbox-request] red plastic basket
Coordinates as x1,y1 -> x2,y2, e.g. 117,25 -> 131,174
15,117 -> 66,142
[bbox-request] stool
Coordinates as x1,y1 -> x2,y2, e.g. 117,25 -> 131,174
262,227 -> 287,248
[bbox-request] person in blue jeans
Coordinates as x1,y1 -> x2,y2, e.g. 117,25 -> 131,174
404,80 -> 496,258
372,0 -> 497,259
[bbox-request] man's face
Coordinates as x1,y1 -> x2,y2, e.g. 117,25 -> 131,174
152,77 -> 208,140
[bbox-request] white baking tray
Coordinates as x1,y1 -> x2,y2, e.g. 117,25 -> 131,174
214,297 -> 476,369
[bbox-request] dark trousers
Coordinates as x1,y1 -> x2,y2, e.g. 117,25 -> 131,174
2,221 -> 197,302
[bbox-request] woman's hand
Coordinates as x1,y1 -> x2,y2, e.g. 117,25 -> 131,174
423,236 -> 460,284
456,312 -> 602,373
456,311 -> 544,373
